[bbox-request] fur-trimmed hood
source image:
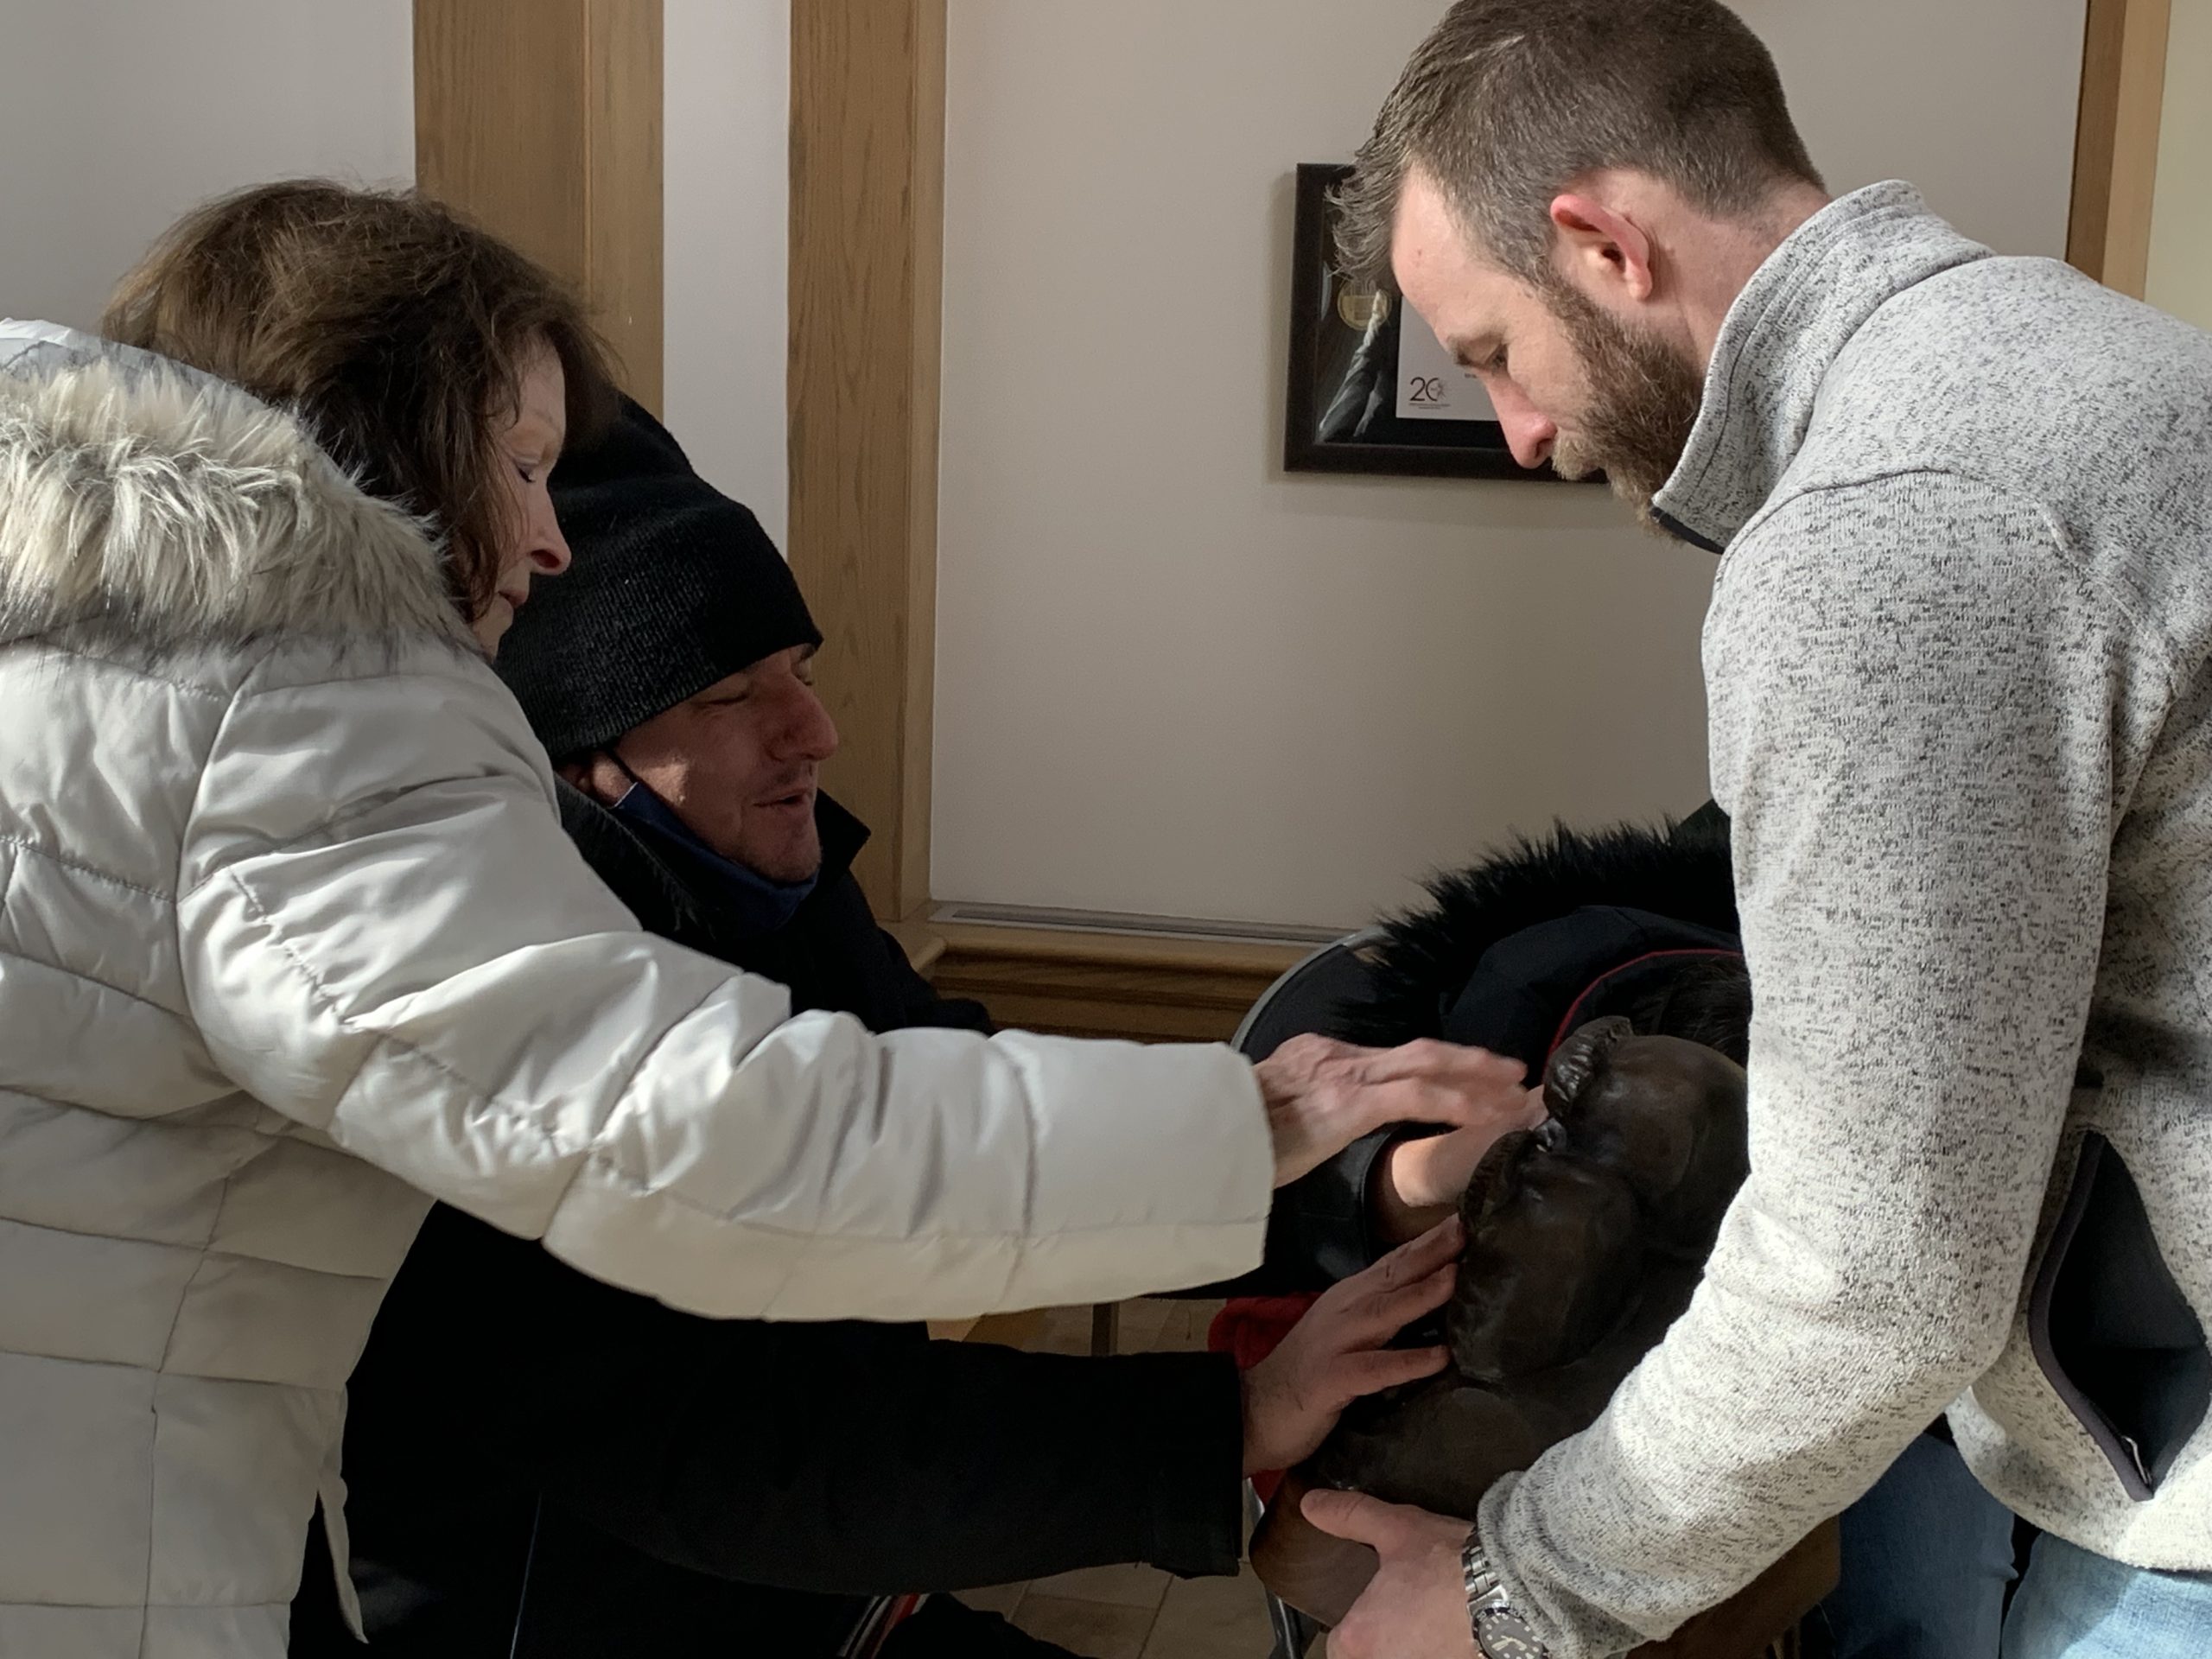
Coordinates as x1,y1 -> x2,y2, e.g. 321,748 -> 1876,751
0,319 -> 472,652
1342,816 -> 1738,1046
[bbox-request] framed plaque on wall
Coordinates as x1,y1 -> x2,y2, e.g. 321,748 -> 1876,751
1284,162 -> 1569,482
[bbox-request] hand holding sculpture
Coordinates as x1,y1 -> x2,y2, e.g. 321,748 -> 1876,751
1253,1017 -> 1755,1624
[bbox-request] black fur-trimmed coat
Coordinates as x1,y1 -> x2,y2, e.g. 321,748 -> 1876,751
1255,810 -> 1741,1289
1344,811 -> 1738,1049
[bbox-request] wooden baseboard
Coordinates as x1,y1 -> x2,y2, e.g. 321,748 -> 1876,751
905,921 -> 1308,1044
925,1308 -> 1046,1345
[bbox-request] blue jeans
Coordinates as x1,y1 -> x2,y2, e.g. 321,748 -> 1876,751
1815,1432 -> 2018,1658
2003,1531 -> 2212,1658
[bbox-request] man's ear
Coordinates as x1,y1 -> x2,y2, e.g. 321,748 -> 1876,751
1548,189 -> 1656,304
561,750 -> 632,807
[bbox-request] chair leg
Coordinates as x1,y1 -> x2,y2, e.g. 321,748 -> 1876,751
1090,1302 -> 1119,1356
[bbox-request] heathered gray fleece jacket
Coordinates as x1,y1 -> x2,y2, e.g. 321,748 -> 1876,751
1478,181 -> 2212,1655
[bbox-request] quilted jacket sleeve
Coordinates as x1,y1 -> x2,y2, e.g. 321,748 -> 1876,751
175,646 -> 1273,1320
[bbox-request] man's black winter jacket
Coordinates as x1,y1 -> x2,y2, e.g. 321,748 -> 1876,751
291,787 -> 1244,1656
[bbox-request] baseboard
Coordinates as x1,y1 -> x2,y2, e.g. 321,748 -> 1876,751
929,901 -> 1343,950
903,918 -> 1315,1044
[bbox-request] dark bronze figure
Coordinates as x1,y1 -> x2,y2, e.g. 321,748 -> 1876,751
1253,1014 -> 1836,1653
1318,1016 -> 1746,1510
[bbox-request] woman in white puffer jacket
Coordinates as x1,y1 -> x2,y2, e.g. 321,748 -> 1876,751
0,183 -> 1529,1659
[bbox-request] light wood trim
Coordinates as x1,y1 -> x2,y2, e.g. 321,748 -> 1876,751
924,923 -> 1309,1045
901,3 -> 948,918
414,0 -> 664,411
582,0 -> 664,410
788,0 -> 947,921
2069,0 -> 2173,296
925,1309 -> 1046,1345
893,928 -> 948,976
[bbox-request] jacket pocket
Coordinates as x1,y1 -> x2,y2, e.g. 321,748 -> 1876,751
2028,1132 -> 2212,1497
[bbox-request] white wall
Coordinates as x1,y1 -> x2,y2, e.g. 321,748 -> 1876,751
2148,0 -> 2212,332
0,0 -> 794,537
663,0 -> 791,546
932,0 -> 2087,931
0,1 -> 412,333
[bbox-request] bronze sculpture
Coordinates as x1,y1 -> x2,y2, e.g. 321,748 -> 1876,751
1248,821 -> 1838,1652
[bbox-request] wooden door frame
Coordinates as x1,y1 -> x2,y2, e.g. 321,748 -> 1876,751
414,0 -> 664,412
786,0 -> 946,923
2069,0 -> 2173,296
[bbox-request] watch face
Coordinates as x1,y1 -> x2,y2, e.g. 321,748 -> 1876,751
1474,1605 -> 1548,1659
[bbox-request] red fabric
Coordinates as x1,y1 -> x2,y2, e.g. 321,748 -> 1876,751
1208,1295 -> 1319,1503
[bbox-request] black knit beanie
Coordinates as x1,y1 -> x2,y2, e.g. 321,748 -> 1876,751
497,397 -> 822,760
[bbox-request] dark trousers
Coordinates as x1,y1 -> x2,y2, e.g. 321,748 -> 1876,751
289,1503 -> 1076,1658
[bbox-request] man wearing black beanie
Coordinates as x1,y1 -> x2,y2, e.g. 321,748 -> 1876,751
299,402 -> 1461,1659
491,393 -> 965,1035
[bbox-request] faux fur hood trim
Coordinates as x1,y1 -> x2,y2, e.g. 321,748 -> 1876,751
1339,817 -> 1738,1046
0,335 -> 473,653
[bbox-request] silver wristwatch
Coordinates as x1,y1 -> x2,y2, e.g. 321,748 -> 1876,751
1464,1528 -> 1549,1658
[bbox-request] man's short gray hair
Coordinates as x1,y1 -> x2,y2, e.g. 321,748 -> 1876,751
1336,0 -> 1823,289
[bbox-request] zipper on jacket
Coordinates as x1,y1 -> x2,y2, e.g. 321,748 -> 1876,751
2026,1133 -> 2162,1501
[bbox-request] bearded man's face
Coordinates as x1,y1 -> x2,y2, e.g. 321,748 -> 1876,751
1536,275 -> 1707,519
1389,168 -> 1706,521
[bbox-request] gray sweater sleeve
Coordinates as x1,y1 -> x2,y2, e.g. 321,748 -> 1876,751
1477,473 -> 2127,1656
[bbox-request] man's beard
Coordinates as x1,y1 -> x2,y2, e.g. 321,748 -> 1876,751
1540,279 -> 1707,524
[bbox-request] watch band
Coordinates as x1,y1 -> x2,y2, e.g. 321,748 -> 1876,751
1462,1528 -> 1550,1659
1463,1525 -> 1501,1603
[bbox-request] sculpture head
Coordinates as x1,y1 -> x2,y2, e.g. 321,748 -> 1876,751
1448,1016 -> 1749,1383
1254,1017 -> 1751,1618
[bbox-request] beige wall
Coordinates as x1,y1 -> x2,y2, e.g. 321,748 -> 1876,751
931,0 -> 2088,931
0,1 -> 412,333
663,0 -> 792,546
0,0 -> 792,541
2149,0 -> 2212,329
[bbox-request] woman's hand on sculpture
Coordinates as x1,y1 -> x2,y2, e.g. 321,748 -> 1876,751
1239,1216 -> 1464,1476
1256,1035 -> 1531,1188
1372,1085 -> 1548,1244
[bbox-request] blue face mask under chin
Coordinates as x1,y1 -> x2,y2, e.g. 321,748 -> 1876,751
609,778 -> 820,933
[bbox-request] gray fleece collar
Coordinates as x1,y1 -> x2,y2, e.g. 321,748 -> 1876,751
1651,181 -> 1993,552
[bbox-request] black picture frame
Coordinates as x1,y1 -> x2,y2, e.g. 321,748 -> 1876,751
1284,162 -> 1567,482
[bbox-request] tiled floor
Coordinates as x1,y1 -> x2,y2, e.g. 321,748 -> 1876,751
957,1560 -> 1296,1659
950,1299 -> 1322,1658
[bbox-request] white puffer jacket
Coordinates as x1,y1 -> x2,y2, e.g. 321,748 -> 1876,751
0,323 -> 1273,1659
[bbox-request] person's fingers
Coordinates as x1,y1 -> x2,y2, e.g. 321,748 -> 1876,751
1334,1262 -> 1458,1348
1332,1342 -> 1450,1400
1402,1067 -> 1545,1119
1356,1081 -> 1473,1134
1374,1078 -> 1512,1132
1339,1236 -> 1459,1318
1306,1217 -> 1458,1324
1300,1485 -> 1416,1548
1374,1259 -> 1460,1326
1352,1039 -> 1526,1085
1370,1213 -> 1464,1283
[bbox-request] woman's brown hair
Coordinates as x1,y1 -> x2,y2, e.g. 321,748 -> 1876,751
103,180 -> 617,619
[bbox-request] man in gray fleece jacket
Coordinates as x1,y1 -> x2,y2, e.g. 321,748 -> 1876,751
1300,3 -> 2212,1657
